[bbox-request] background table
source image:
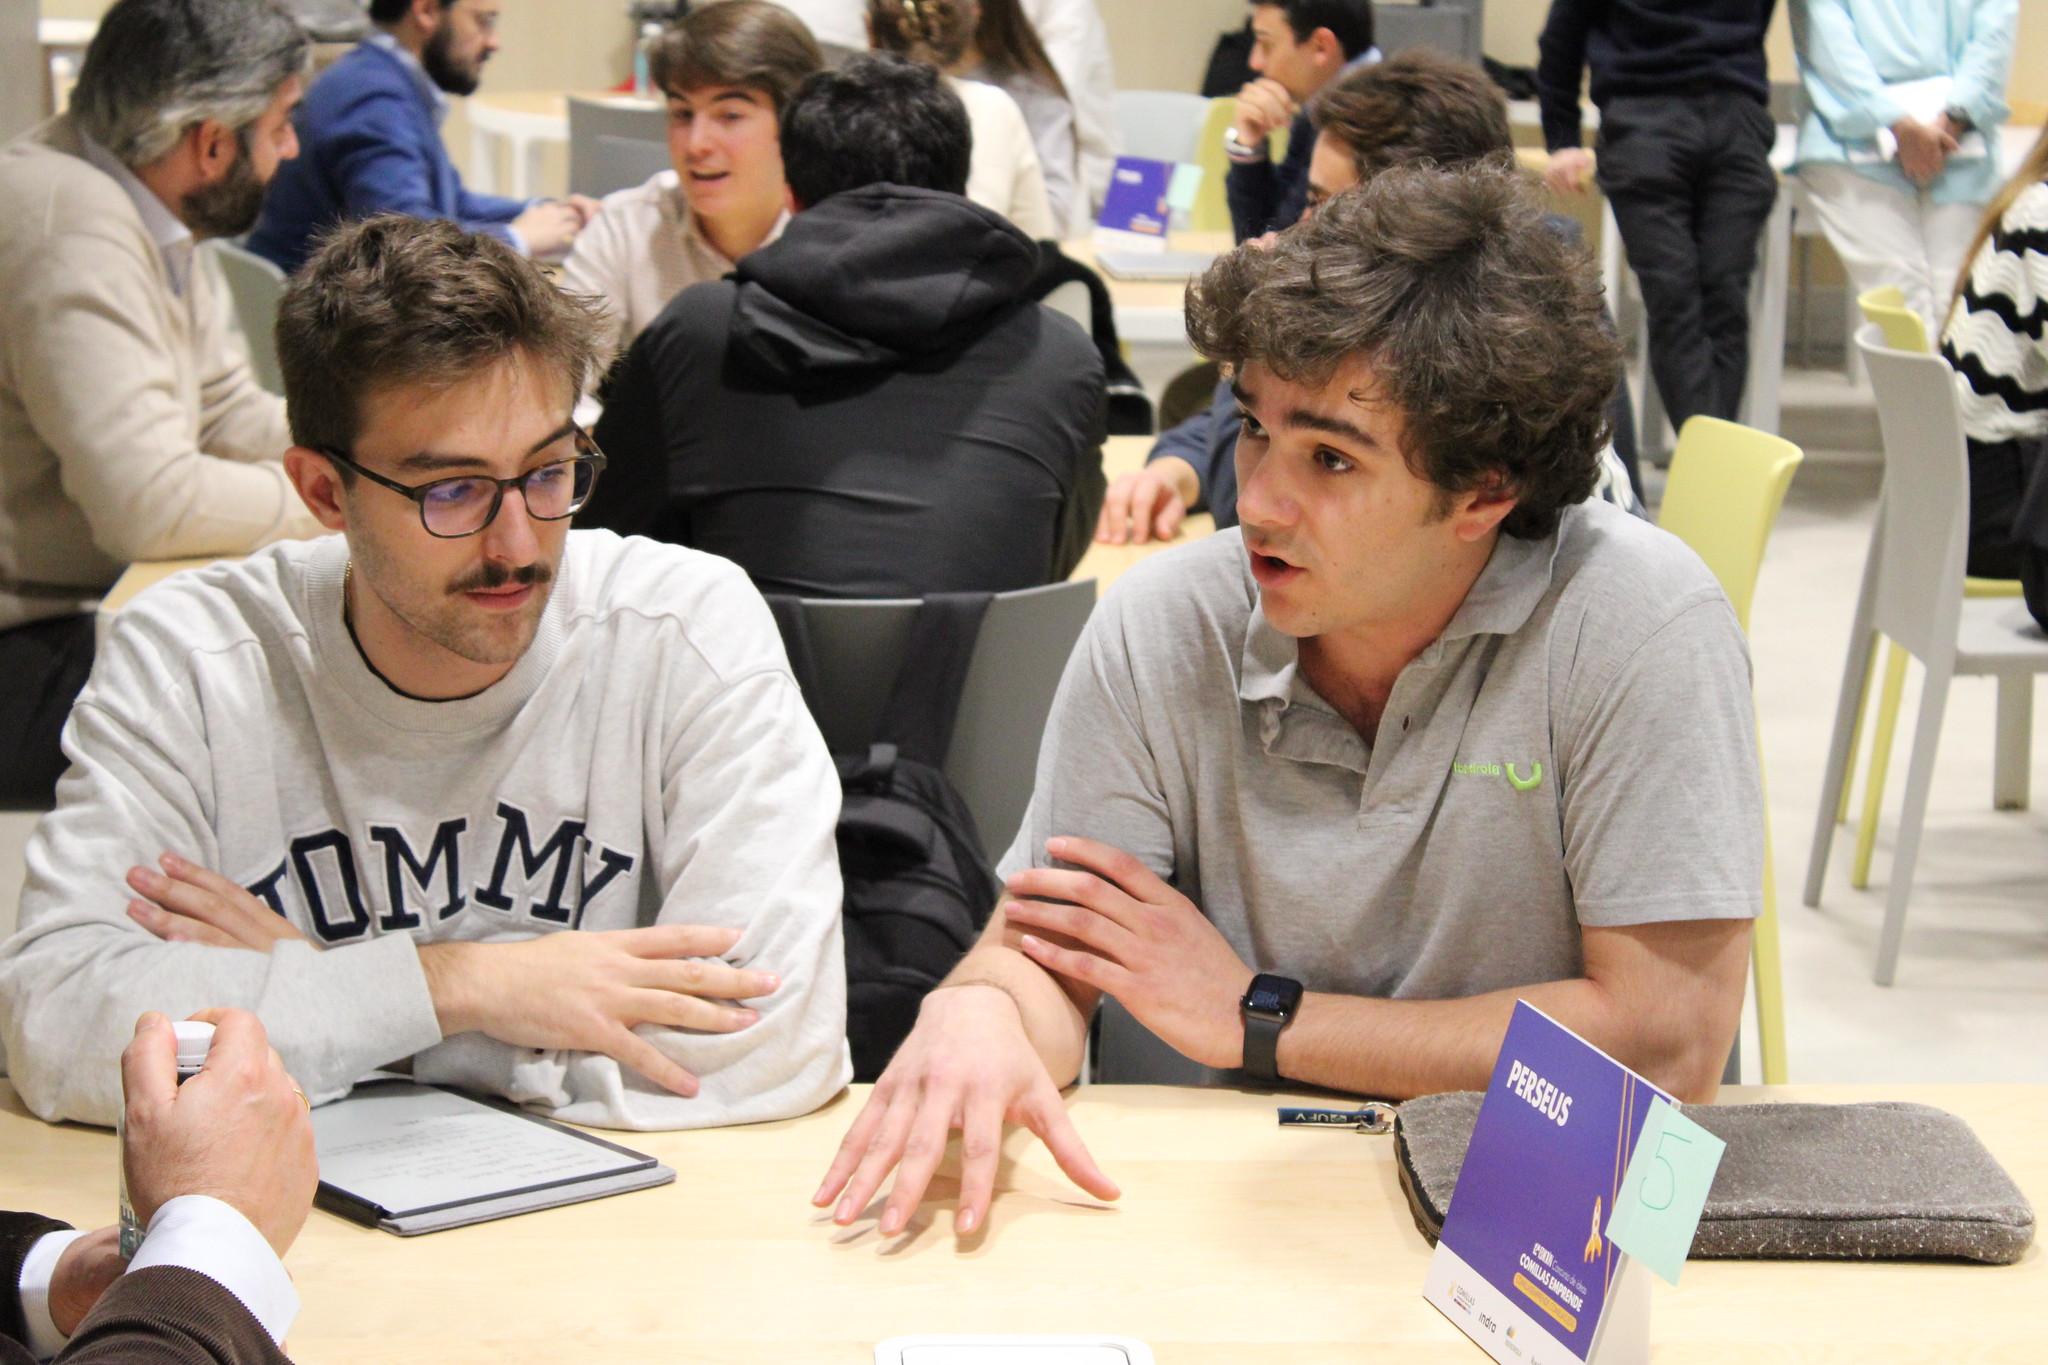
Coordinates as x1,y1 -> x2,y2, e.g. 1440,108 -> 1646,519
2,1080 -> 2039,1362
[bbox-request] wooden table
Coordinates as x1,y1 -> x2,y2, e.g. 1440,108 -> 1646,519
3,1080 -> 2039,1362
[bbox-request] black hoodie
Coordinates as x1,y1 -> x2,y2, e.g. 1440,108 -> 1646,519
586,185 -> 1107,599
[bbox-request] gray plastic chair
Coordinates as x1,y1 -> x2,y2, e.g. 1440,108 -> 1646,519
208,241 -> 287,395
786,578 -> 1096,861
1112,90 -> 1208,166
567,95 -> 671,199
1804,326 -> 2048,985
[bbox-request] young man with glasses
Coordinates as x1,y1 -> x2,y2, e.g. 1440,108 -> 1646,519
0,215 -> 852,1132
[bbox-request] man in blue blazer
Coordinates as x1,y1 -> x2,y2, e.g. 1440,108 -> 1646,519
248,0 -> 598,272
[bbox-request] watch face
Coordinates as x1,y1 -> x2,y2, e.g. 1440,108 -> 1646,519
1243,974 -> 1303,1017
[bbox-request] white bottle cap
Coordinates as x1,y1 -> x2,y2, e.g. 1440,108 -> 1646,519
171,1020 -> 216,1072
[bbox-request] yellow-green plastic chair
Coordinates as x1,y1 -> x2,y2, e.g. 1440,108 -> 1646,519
1192,98 -> 1236,233
1657,416 -> 1803,1085
1834,290 -> 2025,891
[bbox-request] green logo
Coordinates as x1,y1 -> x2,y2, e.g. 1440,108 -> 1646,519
1451,760 -> 1544,792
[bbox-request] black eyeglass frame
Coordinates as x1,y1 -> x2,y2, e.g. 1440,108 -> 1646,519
315,427 -> 608,539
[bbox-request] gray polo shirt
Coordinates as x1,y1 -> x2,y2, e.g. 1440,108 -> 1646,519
998,500 -> 1762,1008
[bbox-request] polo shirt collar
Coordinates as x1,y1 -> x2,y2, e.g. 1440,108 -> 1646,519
1235,523 -> 1564,769
367,31 -> 450,126
79,132 -> 195,297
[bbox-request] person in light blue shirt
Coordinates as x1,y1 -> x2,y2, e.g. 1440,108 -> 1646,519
1790,0 -> 2016,327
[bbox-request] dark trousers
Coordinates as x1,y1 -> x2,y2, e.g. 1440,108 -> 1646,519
0,613 -> 95,808
1967,435 -> 2038,581
1596,92 -> 1778,433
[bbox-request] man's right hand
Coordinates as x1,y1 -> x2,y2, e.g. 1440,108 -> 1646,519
1232,77 -> 1298,151
121,1011 -> 317,1260
812,984 -> 1119,1238
418,925 -> 776,1098
512,199 -> 587,257
1892,116 -> 1958,187
1095,456 -> 1199,545
1544,147 -> 1596,196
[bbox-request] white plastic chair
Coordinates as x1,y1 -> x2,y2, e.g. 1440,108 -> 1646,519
1112,90 -> 1209,166
208,241 -> 287,395
1803,326 -> 2048,985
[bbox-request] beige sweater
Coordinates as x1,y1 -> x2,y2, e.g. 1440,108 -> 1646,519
0,117 -> 321,633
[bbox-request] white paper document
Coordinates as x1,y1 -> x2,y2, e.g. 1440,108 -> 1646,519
311,1081 -> 672,1234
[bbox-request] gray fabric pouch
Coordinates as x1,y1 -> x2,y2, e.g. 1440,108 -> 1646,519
1393,1091 -> 2035,1265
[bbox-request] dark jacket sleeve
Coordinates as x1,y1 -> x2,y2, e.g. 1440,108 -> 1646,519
2,1212 -> 73,1352
56,1267 -> 289,1365
1224,105 -> 1317,241
1048,326 -> 1110,581
1535,0 -> 1600,151
1147,378 -> 1239,518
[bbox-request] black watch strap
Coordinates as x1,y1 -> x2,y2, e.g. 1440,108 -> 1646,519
1243,1010 -> 1285,1081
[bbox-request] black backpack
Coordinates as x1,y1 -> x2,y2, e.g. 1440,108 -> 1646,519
767,594 -> 1002,1081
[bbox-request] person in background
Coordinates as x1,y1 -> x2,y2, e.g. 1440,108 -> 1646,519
962,0 -> 1081,234
1939,121 -> 2048,580
867,0 -> 1058,239
3,1010 -> 314,1364
1018,0 -> 1119,222
1538,0 -> 1778,436
247,0 -> 602,273
1100,51 -> 1642,546
0,0 -> 324,808
0,216 -> 851,1133
560,0 -> 824,378
816,163 -> 1758,1241
1223,0 -> 1376,243
585,55 -> 1105,598
1791,0 -> 2016,329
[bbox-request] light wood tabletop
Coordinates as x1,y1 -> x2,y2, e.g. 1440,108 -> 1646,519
2,1080 -> 2039,1362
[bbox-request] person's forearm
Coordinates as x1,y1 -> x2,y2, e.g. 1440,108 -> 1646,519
1275,976 -> 1734,1104
943,909 -> 1093,1086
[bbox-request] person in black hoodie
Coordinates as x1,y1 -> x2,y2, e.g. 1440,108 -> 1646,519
582,53 -> 1107,598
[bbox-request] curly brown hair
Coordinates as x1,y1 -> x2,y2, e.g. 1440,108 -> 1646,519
1184,160 -> 1620,540
1309,49 -> 1511,182
277,215 -> 605,461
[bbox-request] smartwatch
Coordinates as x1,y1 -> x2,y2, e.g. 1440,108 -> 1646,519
1240,973 -> 1304,1082
1222,124 -> 1267,165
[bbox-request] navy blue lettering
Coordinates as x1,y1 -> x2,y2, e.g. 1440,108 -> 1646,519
476,802 -> 584,922
289,830 -> 370,943
368,818 -> 468,930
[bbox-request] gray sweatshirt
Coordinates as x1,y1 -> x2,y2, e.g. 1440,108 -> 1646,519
0,530 -> 852,1129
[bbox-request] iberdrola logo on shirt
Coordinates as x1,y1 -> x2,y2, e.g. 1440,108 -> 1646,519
1451,759 -> 1545,792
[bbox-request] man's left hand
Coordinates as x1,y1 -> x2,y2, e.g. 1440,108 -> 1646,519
1001,836 -> 1252,1071
125,854 -> 307,950
49,1225 -> 123,1337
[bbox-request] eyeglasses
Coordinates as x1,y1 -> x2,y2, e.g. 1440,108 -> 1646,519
317,428 -> 607,539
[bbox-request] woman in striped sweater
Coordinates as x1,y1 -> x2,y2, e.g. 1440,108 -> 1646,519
1940,123 -> 2048,579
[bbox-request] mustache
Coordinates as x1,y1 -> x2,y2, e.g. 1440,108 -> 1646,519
448,561 -> 552,594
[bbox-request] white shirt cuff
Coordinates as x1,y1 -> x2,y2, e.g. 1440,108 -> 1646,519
128,1195 -> 299,1347
17,1229 -> 87,1361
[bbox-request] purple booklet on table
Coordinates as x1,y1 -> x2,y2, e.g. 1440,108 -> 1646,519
1422,1002 -> 1670,1365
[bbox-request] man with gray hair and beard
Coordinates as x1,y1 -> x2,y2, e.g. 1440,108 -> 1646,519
0,0 -> 324,806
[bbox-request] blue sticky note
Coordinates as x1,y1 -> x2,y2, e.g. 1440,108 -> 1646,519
1604,1097 -> 1725,1285
1165,163 -> 1204,214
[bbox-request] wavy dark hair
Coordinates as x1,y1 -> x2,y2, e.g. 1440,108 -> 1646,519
649,0 -> 824,114
1185,161 -> 1620,540
1310,49 -> 1511,182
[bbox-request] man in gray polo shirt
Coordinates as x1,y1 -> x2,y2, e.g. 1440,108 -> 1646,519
813,161 -> 1762,1240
